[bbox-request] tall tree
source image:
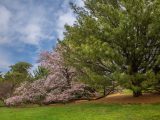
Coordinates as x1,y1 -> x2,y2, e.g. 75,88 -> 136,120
62,0 -> 160,97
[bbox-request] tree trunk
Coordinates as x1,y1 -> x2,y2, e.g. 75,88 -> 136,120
129,64 -> 143,97
133,90 -> 142,97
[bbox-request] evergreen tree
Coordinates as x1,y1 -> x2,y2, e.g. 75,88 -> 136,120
62,0 -> 160,97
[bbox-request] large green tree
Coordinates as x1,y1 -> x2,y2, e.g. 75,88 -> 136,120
62,0 -> 160,97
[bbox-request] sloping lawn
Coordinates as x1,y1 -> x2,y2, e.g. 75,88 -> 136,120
0,103 -> 160,120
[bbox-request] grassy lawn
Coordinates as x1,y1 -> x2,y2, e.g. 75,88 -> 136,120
0,103 -> 160,120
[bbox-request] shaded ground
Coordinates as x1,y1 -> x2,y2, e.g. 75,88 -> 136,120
75,93 -> 160,104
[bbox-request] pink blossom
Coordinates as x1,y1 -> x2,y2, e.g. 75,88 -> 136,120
5,45 -> 97,106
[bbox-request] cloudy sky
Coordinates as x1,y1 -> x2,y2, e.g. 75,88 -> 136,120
0,0 -> 84,72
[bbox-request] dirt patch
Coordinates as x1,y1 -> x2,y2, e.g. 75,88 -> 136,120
74,93 -> 160,104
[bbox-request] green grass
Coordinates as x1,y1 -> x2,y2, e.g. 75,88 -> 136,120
0,103 -> 160,120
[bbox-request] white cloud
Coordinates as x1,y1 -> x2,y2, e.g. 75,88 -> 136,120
0,5 -> 12,44
0,0 -> 84,45
0,2 -> 54,46
76,0 -> 85,7
56,10 -> 76,40
0,0 -> 84,71
55,0 -> 85,40
21,24 -> 43,45
17,5 -> 55,45
0,5 -> 11,31
0,36 -> 9,44
0,50 -> 12,71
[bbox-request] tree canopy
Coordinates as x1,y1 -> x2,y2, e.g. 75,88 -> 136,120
4,62 -> 32,85
61,0 -> 160,97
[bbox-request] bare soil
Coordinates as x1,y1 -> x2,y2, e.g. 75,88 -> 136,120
75,93 -> 160,104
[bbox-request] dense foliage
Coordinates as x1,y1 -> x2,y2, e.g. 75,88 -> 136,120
61,0 -> 160,97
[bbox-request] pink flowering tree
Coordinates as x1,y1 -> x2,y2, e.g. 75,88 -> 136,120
40,45 -> 76,87
5,45 -> 97,106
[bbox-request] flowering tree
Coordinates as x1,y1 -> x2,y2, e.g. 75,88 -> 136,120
5,45 -> 97,106
40,45 -> 76,86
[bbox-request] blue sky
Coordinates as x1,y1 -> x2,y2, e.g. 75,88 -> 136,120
0,0 -> 84,72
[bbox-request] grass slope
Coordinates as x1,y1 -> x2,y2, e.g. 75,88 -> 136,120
0,103 -> 160,120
